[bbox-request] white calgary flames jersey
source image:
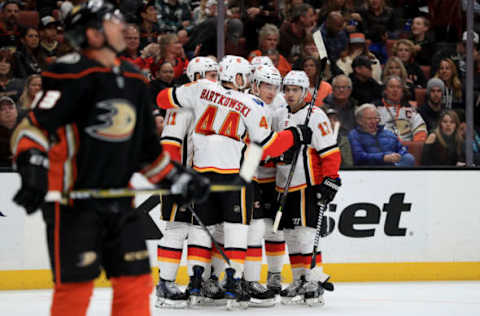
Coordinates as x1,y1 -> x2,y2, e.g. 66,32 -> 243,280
160,109 -> 194,167
273,105 -> 341,192
159,79 -> 276,173
377,102 -> 427,141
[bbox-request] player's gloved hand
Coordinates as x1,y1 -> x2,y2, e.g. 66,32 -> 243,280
165,161 -> 210,205
314,177 -> 341,204
279,146 -> 298,164
287,124 -> 312,145
13,149 -> 49,215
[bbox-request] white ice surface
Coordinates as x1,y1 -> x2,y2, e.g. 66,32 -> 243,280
1,281 -> 479,316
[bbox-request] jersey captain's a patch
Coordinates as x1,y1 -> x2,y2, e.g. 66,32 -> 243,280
85,99 -> 136,142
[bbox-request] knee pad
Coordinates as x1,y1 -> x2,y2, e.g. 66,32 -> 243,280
111,274 -> 152,316
51,281 -> 94,316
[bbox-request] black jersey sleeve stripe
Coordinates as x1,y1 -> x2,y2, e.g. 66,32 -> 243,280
317,144 -> 338,155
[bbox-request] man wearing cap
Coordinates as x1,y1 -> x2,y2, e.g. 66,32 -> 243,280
418,78 -> 446,133
0,96 -> 19,165
349,55 -> 382,105
39,16 -> 60,64
0,0 -> 21,51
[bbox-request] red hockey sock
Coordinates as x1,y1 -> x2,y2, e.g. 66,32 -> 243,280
51,281 -> 94,316
111,274 -> 153,316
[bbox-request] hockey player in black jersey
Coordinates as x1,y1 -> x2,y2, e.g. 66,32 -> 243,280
10,1 -> 209,316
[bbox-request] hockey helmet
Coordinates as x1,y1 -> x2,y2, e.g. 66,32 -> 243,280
64,0 -> 123,50
282,70 -> 309,97
252,65 -> 281,90
250,56 -> 274,71
186,56 -> 218,82
218,55 -> 252,90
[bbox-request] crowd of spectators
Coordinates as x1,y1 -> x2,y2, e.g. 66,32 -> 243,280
0,0 -> 479,167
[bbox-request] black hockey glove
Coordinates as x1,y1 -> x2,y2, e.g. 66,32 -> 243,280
279,146 -> 298,164
13,149 -> 49,215
314,177 -> 341,205
287,124 -> 312,145
165,161 -> 210,205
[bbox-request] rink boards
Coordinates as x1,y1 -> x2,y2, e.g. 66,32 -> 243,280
0,170 -> 479,290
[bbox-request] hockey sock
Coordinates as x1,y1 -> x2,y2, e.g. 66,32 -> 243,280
264,218 -> 286,274
51,281 -> 94,316
111,274 -> 152,316
294,226 -> 321,281
187,224 -> 214,277
211,223 -> 225,278
244,219 -> 265,281
157,221 -> 189,282
284,228 -> 305,280
223,222 -> 248,279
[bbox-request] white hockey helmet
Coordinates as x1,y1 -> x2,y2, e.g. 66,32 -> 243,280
218,55 -> 252,90
250,56 -> 274,71
252,65 -> 282,89
186,56 -> 218,82
282,70 -> 309,97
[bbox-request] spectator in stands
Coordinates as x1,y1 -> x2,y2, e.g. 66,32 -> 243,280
382,56 -> 414,101
336,32 -> 382,83
278,3 -> 316,63
368,24 -> 388,65
149,61 -> 175,106
0,0 -> 21,51
392,39 -> 426,88
242,0 -> 282,53
418,78 -> 446,133
120,24 -> 141,63
0,95 -> 17,166
318,0 -> 357,27
0,48 -> 24,102
349,103 -> 415,166
409,16 -> 435,66
38,16 -> 60,65
156,0 -> 193,34
434,58 -> 464,110
429,0 -> 463,43
359,0 -> 399,39
138,0 -> 161,49
156,33 -> 188,81
319,11 -> 348,64
184,0 -> 218,57
192,0 -> 210,26
326,107 -> 353,167
421,110 -> 465,166
302,56 -> 332,106
323,74 -> 358,134
18,74 -> 41,111
349,55 -> 382,105
248,23 -> 292,77
14,27 -> 43,78
376,76 -> 427,142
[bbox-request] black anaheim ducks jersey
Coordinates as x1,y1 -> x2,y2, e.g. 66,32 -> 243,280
12,52 -> 165,192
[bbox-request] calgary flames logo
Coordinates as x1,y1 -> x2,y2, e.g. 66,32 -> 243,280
85,99 -> 136,142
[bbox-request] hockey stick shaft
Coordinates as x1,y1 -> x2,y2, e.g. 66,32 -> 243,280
310,201 -> 327,269
187,206 -> 232,267
272,61 -> 326,233
68,184 -> 242,199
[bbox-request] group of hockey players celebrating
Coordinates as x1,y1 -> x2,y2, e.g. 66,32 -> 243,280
154,54 -> 342,310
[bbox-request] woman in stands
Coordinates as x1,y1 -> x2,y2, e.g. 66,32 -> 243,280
434,58 -> 464,110
421,110 -> 465,166
392,39 -> 426,88
248,23 -> 291,76
14,27 -> 44,78
382,56 -> 414,101
18,74 -> 41,111
0,49 -> 24,102
302,56 -> 332,106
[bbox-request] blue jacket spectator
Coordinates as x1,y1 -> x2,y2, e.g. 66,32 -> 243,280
348,103 -> 415,166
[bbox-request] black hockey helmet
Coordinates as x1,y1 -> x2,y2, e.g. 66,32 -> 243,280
64,0 -> 123,50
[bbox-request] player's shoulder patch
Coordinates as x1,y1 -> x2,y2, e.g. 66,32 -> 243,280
250,96 -> 264,107
55,52 -> 81,64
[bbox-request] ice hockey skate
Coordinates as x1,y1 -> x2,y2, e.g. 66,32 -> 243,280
280,276 -> 306,304
303,280 -> 325,307
223,268 -> 250,310
245,281 -> 277,307
266,271 -> 282,294
187,265 -> 205,307
201,275 -> 226,305
155,279 -> 189,309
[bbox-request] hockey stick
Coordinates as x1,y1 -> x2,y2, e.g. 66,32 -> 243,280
310,201 -> 327,269
272,57 -> 327,233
